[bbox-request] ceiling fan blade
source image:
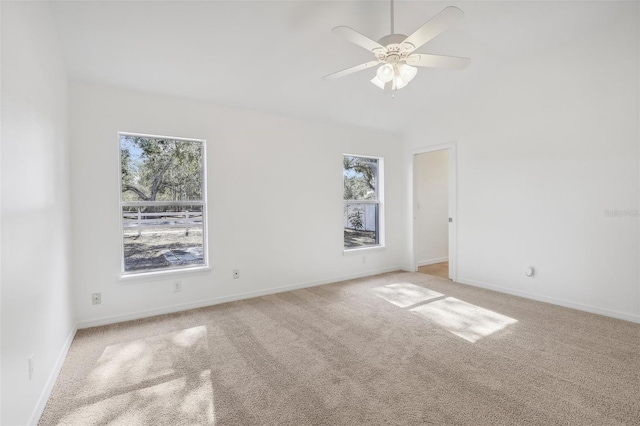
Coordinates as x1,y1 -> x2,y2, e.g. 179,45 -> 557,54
406,53 -> 470,70
401,6 -> 464,53
332,26 -> 386,53
322,61 -> 380,80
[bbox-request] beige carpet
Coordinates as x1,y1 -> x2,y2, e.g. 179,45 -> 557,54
40,272 -> 640,425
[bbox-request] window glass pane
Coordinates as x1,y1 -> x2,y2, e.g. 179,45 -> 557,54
120,133 -> 207,275
120,135 -> 203,202
343,156 -> 378,201
122,205 -> 204,272
344,203 -> 379,248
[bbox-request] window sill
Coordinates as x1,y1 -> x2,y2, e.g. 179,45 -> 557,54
343,245 -> 385,256
119,265 -> 211,283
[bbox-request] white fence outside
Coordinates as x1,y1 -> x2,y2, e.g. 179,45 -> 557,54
343,204 -> 377,232
123,210 -> 203,235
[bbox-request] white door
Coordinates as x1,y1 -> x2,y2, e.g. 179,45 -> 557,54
413,145 -> 456,280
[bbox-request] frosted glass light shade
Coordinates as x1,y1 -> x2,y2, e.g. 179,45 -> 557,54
376,64 -> 394,83
370,75 -> 386,89
371,63 -> 418,91
399,64 -> 417,83
394,77 -> 408,90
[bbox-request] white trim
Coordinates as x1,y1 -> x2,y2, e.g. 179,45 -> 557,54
417,257 -> 448,267
121,201 -> 205,207
343,245 -> 385,255
120,266 -> 211,282
117,132 -> 209,276
410,143 -> 457,281
447,147 -> 457,281
78,266 -> 403,329
342,200 -> 380,205
410,143 -> 456,156
118,131 -> 205,144
343,154 -> 385,249
343,152 -> 381,160
28,326 -> 77,426
457,277 -> 640,324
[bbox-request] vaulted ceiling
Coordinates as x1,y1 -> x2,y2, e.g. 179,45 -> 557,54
50,1 -> 623,133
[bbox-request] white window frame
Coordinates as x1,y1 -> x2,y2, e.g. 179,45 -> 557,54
343,154 -> 385,252
118,131 -> 209,277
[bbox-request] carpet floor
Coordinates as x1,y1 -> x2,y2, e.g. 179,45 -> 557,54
39,272 -> 640,425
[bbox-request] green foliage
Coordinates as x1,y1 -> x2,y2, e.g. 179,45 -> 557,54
120,135 -> 203,202
343,156 -> 377,200
120,148 -> 132,185
348,207 -> 364,230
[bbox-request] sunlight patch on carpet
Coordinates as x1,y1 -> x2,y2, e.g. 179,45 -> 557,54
371,283 -> 444,308
60,326 -> 214,425
410,297 -> 518,343
59,371 -> 213,425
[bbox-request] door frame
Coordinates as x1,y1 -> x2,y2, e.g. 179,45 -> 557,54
410,143 -> 457,281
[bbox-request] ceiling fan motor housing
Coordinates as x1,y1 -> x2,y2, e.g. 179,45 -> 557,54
374,34 -> 414,64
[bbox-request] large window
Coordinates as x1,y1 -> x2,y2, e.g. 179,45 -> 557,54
343,155 -> 383,249
119,133 -> 207,274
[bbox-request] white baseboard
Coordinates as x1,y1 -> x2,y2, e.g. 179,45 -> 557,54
28,325 -> 77,426
457,277 -> 640,324
417,257 -> 448,267
77,266 -> 403,329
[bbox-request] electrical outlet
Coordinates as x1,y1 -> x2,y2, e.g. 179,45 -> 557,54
92,292 -> 101,305
174,281 -> 182,292
28,355 -> 34,380
233,269 -> 240,279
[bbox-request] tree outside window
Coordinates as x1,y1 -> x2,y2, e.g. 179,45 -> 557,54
119,133 -> 208,274
343,155 -> 383,249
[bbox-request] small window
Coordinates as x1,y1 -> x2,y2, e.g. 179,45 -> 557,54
343,155 -> 383,249
119,133 -> 208,275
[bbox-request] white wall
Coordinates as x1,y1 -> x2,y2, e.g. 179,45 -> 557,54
69,82 -> 405,327
0,0 -> 3,419
1,2 -> 75,425
415,150 -> 449,266
405,1 -> 640,322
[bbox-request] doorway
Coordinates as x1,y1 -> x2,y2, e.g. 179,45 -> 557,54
412,145 -> 456,280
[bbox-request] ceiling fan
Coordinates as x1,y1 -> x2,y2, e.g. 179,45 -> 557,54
323,1 -> 470,93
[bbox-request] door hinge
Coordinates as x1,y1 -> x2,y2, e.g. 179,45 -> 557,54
449,217 -> 453,223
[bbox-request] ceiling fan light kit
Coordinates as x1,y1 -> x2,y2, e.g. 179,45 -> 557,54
371,63 -> 417,90
323,1 -> 470,94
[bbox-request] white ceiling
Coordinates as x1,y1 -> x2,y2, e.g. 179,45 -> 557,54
49,1 -> 619,133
